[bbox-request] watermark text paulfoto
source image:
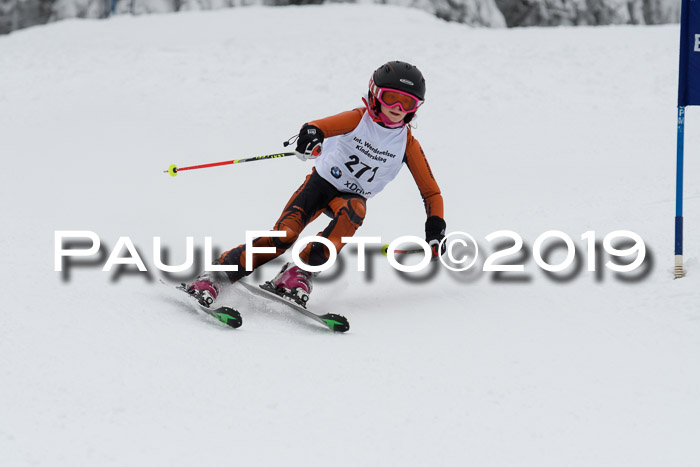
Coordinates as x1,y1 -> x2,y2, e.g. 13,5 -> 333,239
54,229 -> 647,276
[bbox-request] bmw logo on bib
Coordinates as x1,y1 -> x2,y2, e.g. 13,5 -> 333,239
330,166 -> 342,179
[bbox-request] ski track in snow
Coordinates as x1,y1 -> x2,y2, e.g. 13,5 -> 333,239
1,5 -> 699,466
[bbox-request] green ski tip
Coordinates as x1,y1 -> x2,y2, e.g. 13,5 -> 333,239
320,314 -> 350,333
322,318 -> 343,328
213,308 -> 242,329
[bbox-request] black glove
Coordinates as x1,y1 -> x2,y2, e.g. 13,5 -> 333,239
425,216 -> 446,260
295,124 -> 324,161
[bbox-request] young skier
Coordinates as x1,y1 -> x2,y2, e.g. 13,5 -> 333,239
188,60 -> 446,307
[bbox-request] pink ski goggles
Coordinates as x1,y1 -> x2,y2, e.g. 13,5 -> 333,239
375,87 -> 423,112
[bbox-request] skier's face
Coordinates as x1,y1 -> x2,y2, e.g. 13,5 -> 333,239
380,104 -> 408,123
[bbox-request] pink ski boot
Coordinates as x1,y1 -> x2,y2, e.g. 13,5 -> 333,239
270,262 -> 314,306
186,271 -> 221,307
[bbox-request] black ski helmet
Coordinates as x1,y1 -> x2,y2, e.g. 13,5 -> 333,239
368,61 -> 425,124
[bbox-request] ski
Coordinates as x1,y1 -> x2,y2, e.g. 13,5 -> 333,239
238,280 -> 349,333
159,279 -> 242,329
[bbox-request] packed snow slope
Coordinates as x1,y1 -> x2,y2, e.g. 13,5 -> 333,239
1,5 -> 699,467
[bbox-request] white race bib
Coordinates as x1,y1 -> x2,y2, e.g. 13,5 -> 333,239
315,111 -> 408,199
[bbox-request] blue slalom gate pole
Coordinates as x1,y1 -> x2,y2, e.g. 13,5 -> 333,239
675,106 -> 685,278
675,0 -> 699,278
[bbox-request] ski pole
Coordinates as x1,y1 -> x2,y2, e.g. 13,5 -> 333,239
164,152 -> 296,177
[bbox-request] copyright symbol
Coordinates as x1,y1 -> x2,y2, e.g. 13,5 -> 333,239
439,231 -> 479,272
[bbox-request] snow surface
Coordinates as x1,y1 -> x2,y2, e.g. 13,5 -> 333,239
1,5 -> 699,466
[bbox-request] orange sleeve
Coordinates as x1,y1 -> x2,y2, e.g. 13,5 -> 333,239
307,108 -> 365,138
404,132 -> 444,219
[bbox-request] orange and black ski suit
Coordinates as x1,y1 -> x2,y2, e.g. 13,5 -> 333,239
218,107 -> 444,282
